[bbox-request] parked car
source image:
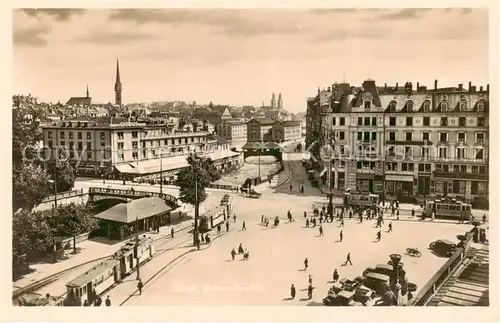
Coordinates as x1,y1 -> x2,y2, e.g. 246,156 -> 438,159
429,239 -> 457,257
362,272 -> 390,296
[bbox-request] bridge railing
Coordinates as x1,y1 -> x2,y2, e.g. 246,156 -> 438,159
41,189 -> 85,202
408,231 -> 474,306
88,187 -> 178,204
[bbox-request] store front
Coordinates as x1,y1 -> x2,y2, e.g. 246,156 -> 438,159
356,173 -> 374,192
385,174 -> 414,195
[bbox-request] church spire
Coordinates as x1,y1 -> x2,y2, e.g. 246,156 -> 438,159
86,84 -> 89,98
114,58 -> 122,106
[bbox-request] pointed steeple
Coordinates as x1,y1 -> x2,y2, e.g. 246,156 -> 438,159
86,85 -> 89,98
114,58 -> 122,106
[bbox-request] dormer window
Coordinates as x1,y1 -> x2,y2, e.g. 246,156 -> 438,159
477,102 -> 485,112
364,101 -> 371,110
423,100 -> 431,112
459,100 -> 467,111
389,101 -> 397,113
441,101 -> 448,112
406,100 -> 414,112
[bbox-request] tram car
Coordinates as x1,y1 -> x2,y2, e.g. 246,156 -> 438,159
424,198 -> 472,220
343,191 -> 379,209
64,235 -> 155,306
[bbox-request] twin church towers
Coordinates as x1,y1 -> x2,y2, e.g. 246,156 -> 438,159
270,92 -> 283,109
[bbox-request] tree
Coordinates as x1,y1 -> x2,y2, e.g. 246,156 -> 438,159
175,154 -> 221,244
12,209 -> 54,257
53,203 -> 98,254
12,95 -> 43,168
50,157 -> 76,193
13,163 -> 50,212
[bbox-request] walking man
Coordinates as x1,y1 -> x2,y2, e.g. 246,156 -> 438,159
105,296 -> 111,306
308,283 -> 314,299
290,284 -> 296,299
333,269 -> 339,282
305,218 -> 309,228
340,218 -> 344,227
304,257 -> 309,270
217,224 -> 221,235
339,230 -> 343,242
344,253 -> 352,266
376,230 -> 381,242
226,221 -> 230,232
242,221 -> 247,231
388,222 -> 393,232
290,184 -> 293,191
319,225 -> 324,237
304,211 -> 307,218
137,279 -> 144,295
171,227 -> 174,238
233,214 -> 237,223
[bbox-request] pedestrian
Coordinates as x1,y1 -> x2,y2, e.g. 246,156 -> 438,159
233,214 -> 237,223
359,214 -> 363,223
344,253 -> 352,266
261,214 -> 264,224
340,218 -> 344,227
265,218 -> 270,227
319,216 -> 323,224
137,279 -> 144,295
105,296 -> 111,306
376,230 -> 381,242
376,218 -> 381,228
308,274 -> 313,284
231,248 -> 236,261
201,233 -> 205,243
396,209 -> 400,220
304,211 -> 307,218
304,257 -> 309,270
319,225 -> 324,237
333,269 -> 339,282
388,222 -> 393,232
217,224 -> 221,235
339,230 -> 343,242
349,210 -> 353,220
171,227 -> 174,238
308,283 -> 313,299
411,209 -> 415,217
290,284 -> 296,299
196,238 -> 201,250
305,218 -> 309,227
290,184 -> 293,191
226,221 -> 230,232
242,221 -> 247,231
83,299 -> 90,306
94,296 -> 102,306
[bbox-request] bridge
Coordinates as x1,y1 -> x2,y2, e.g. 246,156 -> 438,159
88,187 -> 179,208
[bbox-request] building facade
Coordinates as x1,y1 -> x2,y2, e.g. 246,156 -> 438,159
42,118 -> 242,180
216,119 -> 248,148
246,118 -> 274,142
305,80 -> 489,201
271,120 -> 301,142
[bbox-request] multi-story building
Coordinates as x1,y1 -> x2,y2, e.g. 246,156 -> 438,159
246,118 -> 274,142
271,120 -> 301,142
41,117 -> 242,181
305,79 -> 489,201
216,119 -> 248,148
192,105 -> 232,127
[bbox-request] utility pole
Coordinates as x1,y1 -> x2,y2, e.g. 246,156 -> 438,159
193,163 -> 199,246
52,165 -> 58,264
258,135 -> 263,178
135,215 -> 141,280
159,148 -> 163,195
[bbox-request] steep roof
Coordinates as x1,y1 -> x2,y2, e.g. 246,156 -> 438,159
66,97 -> 91,106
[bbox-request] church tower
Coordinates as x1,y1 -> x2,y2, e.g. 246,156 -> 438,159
114,58 -> 122,106
271,93 -> 276,108
278,93 -> 283,109
86,85 -> 90,98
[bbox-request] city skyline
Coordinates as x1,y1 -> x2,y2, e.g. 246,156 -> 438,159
13,8 -> 488,112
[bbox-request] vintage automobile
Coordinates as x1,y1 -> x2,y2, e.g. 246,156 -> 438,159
429,239 -> 457,257
362,272 -> 390,296
330,276 -> 364,294
353,285 -> 376,304
363,263 -> 405,278
323,290 -> 363,306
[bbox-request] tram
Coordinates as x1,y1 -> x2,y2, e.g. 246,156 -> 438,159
424,198 -> 472,220
343,191 -> 379,209
64,235 -> 155,306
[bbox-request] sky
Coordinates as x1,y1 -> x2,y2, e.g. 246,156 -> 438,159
13,8 -> 489,113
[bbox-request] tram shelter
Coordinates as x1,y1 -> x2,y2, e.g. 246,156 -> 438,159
93,197 -> 173,240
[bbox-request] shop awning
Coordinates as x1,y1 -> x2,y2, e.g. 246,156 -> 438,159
386,175 -> 414,182
114,163 -> 140,174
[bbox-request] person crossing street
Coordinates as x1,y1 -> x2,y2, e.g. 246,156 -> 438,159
344,253 -> 352,266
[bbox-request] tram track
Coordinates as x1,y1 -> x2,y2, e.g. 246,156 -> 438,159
12,224 -> 193,303
119,228 -> 236,306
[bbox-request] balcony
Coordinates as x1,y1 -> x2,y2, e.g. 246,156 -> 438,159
385,140 -> 433,146
433,171 -> 489,180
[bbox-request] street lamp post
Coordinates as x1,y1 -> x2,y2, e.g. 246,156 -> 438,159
159,148 -> 163,195
135,215 -> 141,280
50,165 -> 59,264
193,163 -> 199,246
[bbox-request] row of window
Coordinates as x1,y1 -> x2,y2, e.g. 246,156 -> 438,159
387,116 -> 486,127
387,146 -> 485,160
388,131 -> 485,143
48,131 -> 94,140
435,180 -> 487,196
385,99 -> 485,113
358,161 -> 487,175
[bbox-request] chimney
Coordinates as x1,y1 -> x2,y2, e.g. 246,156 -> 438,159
487,84 -> 490,93
480,86 -> 483,92
458,83 -> 463,91
395,83 -> 399,91
384,83 -> 387,92
434,79 -> 438,90
417,82 -> 420,91
468,81 -> 472,91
